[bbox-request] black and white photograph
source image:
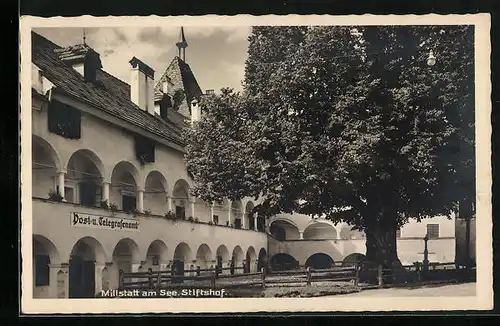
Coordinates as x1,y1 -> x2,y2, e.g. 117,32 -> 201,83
20,14 -> 492,313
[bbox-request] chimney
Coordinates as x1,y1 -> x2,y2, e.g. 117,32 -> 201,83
129,56 -> 155,114
191,98 -> 201,123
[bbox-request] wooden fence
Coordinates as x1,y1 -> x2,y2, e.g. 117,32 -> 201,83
118,261 -> 469,291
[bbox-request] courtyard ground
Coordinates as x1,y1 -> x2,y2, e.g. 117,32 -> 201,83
334,282 -> 476,297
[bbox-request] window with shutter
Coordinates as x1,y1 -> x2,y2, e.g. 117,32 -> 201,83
47,100 -> 82,139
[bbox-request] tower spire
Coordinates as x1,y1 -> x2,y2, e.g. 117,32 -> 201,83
83,28 -> 87,45
176,26 -> 188,61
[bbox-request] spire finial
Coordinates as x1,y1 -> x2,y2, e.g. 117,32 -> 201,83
176,26 -> 188,61
83,28 -> 87,45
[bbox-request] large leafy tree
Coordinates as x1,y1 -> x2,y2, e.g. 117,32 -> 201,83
184,25 -> 475,268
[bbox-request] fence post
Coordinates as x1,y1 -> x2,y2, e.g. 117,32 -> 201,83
118,269 -> 124,290
354,264 -> 360,287
377,264 -> 383,288
306,267 -> 312,286
156,270 -> 162,289
148,268 -> 154,289
211,272 -> 216,290
415,262 -> 421,282
261,267 -> 266,289
196,266 -> 201,277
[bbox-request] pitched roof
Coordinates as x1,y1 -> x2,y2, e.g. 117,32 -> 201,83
154,56 -> 203,117
31,31 -> 187,148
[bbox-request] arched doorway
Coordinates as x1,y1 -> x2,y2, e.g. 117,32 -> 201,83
66,149 -> 105,205
33,235 -> 60,298
231,246 -> 244,274
69,237 -> 105,298
270,253 -> 299,271
216,245 -> 230,275
144,171 -> 168,216
112,238 -> 141,289
257,248 -> 268,272
245,246 -> 257,273
305,253 -> 334,270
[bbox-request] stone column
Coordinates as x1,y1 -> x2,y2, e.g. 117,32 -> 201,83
57,170 -> 66,200
94,262 -> 106,296
210,203 -> 215,223
227,200 -> 232,226
166,196 -> 173,213
242,207 -> 247,229
189,198 -> 196,219
136,189 -> 144,213
49,263 -> 69,298
299,231 -> 304,240
253,213 -> 258,231
102,181 -> 110,203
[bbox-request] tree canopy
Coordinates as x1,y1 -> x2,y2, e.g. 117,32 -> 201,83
184,25 -> 475,265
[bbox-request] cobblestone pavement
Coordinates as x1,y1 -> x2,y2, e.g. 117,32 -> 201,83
336,282 -> 476,297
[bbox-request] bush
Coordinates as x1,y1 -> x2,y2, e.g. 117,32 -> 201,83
48,190 -> 63,202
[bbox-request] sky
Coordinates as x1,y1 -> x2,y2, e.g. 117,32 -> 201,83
34,26 -> 252,93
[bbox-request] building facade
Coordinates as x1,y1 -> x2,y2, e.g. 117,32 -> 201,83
31,30 -> 268,299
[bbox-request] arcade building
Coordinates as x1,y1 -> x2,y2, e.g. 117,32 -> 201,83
30,28 -> 469,299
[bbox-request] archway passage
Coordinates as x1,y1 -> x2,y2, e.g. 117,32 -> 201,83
69,237 -> 105,298
245,201 -> 255,230
33,235 -> 60,298
32,136 -> 60,199
257,248 -> 268,272
66,149 -> 104,205
172,242 -> 192,280
216,245 -> 230,275
269,219 -> 300,241
270,253 -> 299,271
196,244 -> 213,270
305,253 -> 334,270
231,246 -> 244,274
342,253 -> 367,267
303,222 -> 338,240
172,179 -> 190,219
144,171 -> 168,215
245,247 -> 257,273
145,240 -> 168,271
110,162 -> 139,212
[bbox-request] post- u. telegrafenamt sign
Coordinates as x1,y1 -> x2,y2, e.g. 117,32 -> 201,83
70,212 -> 140,231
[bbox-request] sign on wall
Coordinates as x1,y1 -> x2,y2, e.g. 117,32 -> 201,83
70,212 -> 140,231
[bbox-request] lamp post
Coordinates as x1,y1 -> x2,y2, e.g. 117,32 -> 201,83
423,234 -> 429,274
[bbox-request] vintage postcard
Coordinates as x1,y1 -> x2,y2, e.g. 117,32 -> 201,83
20,14 -> 492,314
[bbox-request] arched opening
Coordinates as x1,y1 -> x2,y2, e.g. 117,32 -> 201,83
231,246 -> 244,274
305,253 -> 334,270
112,238 -> 140,287
342,253 -> 367,267
216,245 -> 230,275
303,222 -> 338,240
257,248 -> 268,272
110,161 -> 140,212
66,149 -> 105,205
172,242 -> 192,278
270,253 -> 299,271
339,225 -> 366,240
144,171 -> 168,216
196,244 -> 213,272
245,201 -> 255,230
212,199 -> 229,226
69,237 -> 106,298
232,200 -> 243,229
33,235 -> 60,298
257,215 -> 266,232
269,219 -> 300,241
245,246 -> 257,273
145,240 -> 168,272
172,179 -> 190,219
32,136 -> 60,199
